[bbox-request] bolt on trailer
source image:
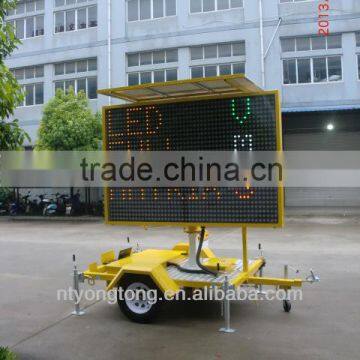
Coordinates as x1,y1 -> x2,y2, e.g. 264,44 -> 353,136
73,74 -> 319,330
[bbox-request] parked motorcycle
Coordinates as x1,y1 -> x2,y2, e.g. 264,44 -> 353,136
43,193 -> 68,216
9,191 -> 31,216
0,201 -> 8,215
65,190 -> 82,216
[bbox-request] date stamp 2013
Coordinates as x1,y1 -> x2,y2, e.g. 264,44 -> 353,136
318,0 -> 330,36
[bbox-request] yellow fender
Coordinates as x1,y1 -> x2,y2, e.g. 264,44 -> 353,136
106,263 -> 180,296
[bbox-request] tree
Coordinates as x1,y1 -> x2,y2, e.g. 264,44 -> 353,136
0,0 -> 30,150
0,118 -> 30,150
36,88 -> 102,150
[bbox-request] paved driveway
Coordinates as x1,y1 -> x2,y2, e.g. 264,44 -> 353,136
0,216 -> 359,360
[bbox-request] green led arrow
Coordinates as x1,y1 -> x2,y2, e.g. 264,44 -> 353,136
231,97 -> 251,125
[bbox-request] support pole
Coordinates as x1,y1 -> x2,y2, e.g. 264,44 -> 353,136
219,276 -> 235,333
284,264 -> 289,300
259,0 -> 265,88
188,232 -> 199,269
242,227 -> 248,273
184,226 -> 202,270
107,0 -> 112,105
257,243 -> 265,295
258,267 -> 265,295
71,255 -> 85,316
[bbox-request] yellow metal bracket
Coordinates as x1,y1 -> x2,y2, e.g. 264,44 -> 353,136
247,276 -> 302,288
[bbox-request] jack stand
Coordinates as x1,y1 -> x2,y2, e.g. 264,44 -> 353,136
257,243 -> 266,296
219,276 -> 235,333
284,264 -> 289,299
71,255 -> 85,316
257,266 -> 266,296
282,264 -> 292,312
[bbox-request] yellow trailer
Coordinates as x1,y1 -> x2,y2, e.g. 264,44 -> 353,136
74,75 -> 319,331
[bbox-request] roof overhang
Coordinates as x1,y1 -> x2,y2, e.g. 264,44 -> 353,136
283,104 -> 360,113
97,74 -> 263,103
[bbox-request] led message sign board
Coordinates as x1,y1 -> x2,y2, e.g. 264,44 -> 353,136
104,92 -> 283,227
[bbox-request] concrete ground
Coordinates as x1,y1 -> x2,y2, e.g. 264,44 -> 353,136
0,216 -> 359,360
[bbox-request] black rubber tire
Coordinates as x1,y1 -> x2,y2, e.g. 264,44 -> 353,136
117,275 -> 162,323
283,299 -> 292,313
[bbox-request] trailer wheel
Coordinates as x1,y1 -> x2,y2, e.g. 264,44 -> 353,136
283,300 -> 291,313
117,275 -> 162,323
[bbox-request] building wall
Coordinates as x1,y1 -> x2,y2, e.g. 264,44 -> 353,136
4,0 -> 360,143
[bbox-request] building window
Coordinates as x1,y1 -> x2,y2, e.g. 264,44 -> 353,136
283,56 -> 342,84
7,15 -> 44,39
128,69 -> 177,85
10,65 -> 45,107
54,5 -> 97,33
54,58 -> 97,75
11,65 -> 44,80
356,32 -> 360,47
54,58 -> 97,99
190,0 -> 243,13
23,83 -> 44,106
191,62 -> 245,78
190,42 -> 245,60
281,35 -> 342,52
358,55 -> 360,80
54,77 -> 97,99
54,0 -> 95,6
6,0 -> 44,16
14,83 -> 44,106
127,0 -> 176,22
128,49 -> 178,67
280,0 -> 312,3
126,49 -> 178,85
190,42 -> 246,78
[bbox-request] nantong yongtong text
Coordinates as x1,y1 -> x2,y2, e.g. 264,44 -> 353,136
58,287 -> 302,305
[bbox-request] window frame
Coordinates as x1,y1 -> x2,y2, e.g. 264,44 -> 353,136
189,0 -> 244,14
190,42 -> 246,61
7,15 -> 44,40
190,62 -> 245,79
281,34 -> 342,53
53,4 -> 97,34
279,0 -> 315,3
54,76 -> 98,99
6,0 -> 45,18
53,58 -> 98,99
355,32 -> 360,48
127,68 -> 178,86
54,0 -> 96,7
282,56 -> 343,85
127,48 -> 179,68
127,0 -> 177,22
53,58 -> 97,76
11,65 -> 45,81
19,82 -> 44,107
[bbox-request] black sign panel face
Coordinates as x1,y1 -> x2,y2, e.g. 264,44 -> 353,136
104,93 -> 282,226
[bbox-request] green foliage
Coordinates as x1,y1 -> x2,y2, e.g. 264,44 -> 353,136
0,63 -> 24,120
0,346 -> 17,360
0,1 -> 20,60
0,0 -> 24,119
0,119 -> 30,150
36,89 -> 102,150
0,0 -> 29,150
0,187 -> 11,203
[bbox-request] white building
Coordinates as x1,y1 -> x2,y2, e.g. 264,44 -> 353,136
5,0 -> 360,206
